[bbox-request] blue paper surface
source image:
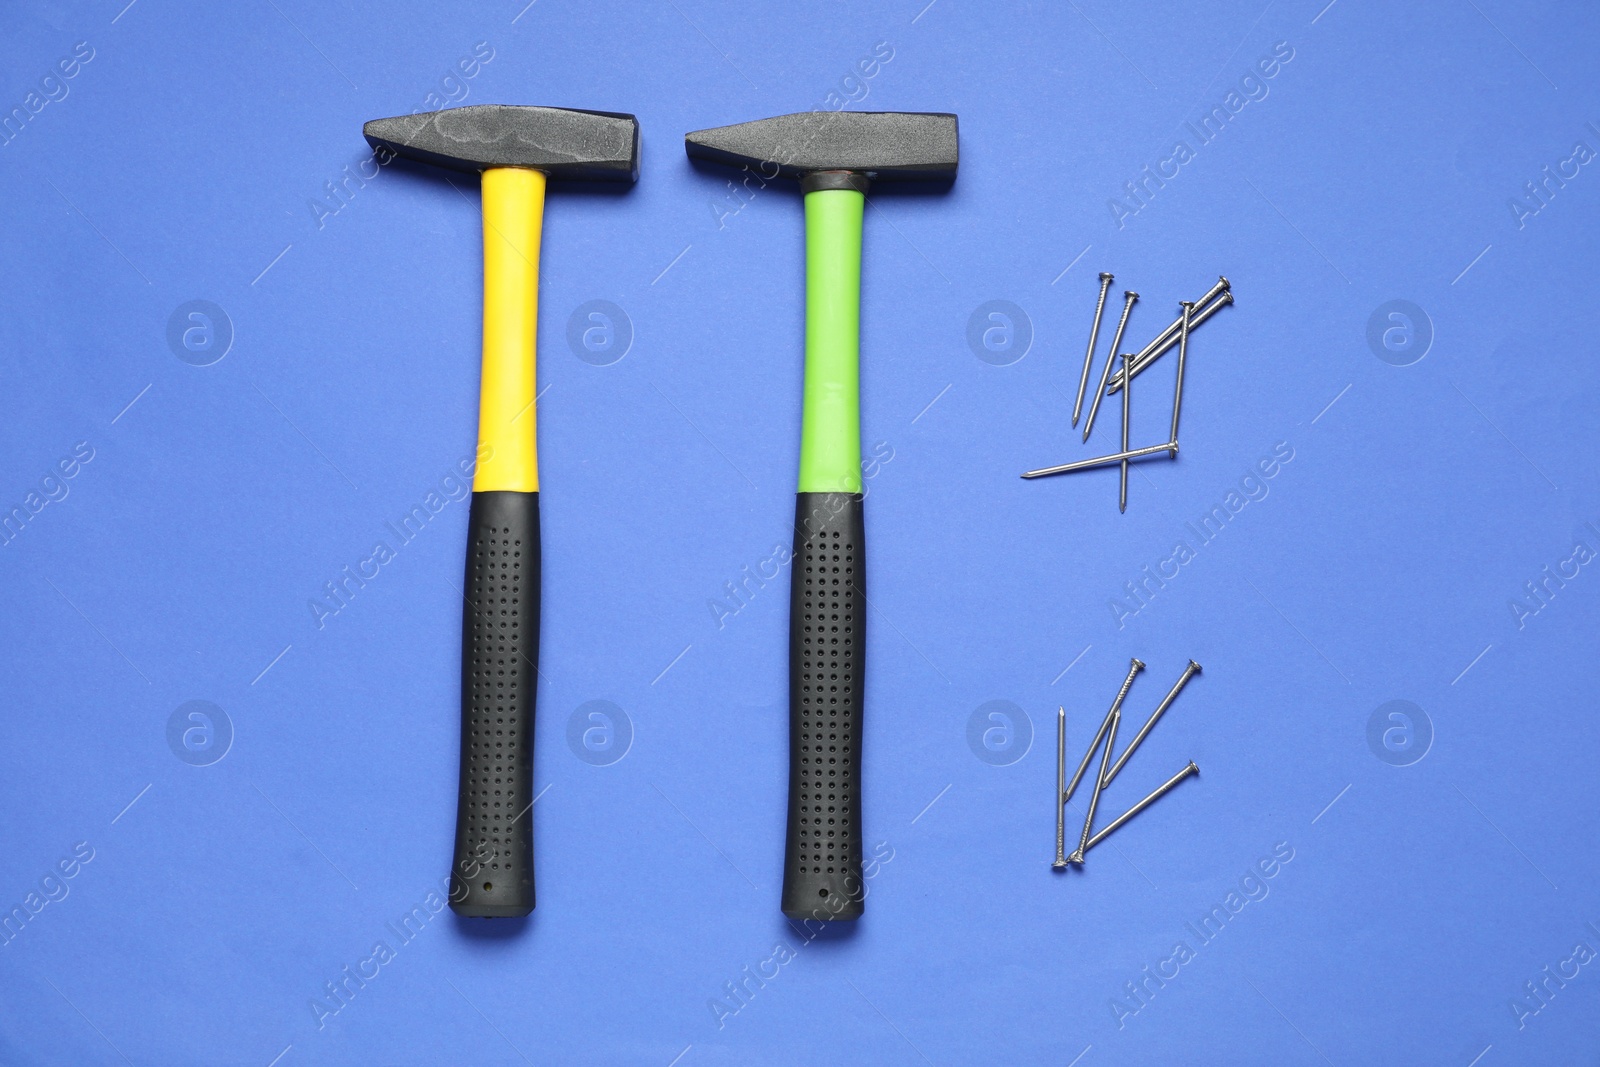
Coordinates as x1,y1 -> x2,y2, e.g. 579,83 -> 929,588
2,0 -> 1598,1063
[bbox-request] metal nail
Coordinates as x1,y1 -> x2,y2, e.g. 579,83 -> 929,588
1119,353 -> 1132,513
1169,303 -> 1194,447
1054,706 -> 1068,870
1022,440 -> 1177,480
1113,291 -> 1230,392
1086,761 -> 1199,852
1082,291 -> 1137,441
1072,273 -> 1114,428
1065,657 -> 1145,802
1109,289 -> 1233,395
1075,710 -> 1126,870
1106,660 -> 1201,784
1064,706 -> 1114,805
1148,276 -> 1227,352
1109,276 -> 1228,390
1070,709 -> 1120,866
1069,657 -> 1143,863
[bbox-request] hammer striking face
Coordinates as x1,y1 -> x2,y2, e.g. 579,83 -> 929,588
365,103 -> 638,919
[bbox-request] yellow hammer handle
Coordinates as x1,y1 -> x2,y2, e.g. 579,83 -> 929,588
474,167 -> 545,492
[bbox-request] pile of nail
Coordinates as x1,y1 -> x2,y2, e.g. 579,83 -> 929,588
1024,275 -> 1234,511
1054,658 -> 1201,869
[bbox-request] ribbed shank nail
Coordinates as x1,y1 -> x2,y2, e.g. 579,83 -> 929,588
1083,291 -> 1137,441
1072,274 -> 1115,428
1069,658 -> 1143,863
1064,657 -> 1143,803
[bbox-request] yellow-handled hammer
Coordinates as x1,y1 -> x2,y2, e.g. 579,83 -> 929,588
364,104 -> 638,917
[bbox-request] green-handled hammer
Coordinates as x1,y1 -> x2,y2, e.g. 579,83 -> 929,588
686,111 -> 958,921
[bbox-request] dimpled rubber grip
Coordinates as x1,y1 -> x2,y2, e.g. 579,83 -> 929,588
450,491 -> 540,917
783,492 -> 866,921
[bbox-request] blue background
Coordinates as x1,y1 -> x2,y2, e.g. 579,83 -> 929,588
2,0 -> 1597,1063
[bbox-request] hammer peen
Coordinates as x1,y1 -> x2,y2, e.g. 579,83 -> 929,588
364,104 -> 638,918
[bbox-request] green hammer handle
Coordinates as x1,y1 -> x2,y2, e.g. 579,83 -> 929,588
783,185 -> 866,921
798,188 -> 864,493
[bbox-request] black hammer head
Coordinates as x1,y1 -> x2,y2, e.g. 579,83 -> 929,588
685,111 -> 957,184
364,104 -> 638,182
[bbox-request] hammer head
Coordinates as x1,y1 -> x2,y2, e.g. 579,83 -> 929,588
364,104 -> 639,182
685,111 -> 957,183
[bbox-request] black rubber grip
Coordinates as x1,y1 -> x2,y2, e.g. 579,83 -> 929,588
450,491 -> 540,917
782,492 -> 866,921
